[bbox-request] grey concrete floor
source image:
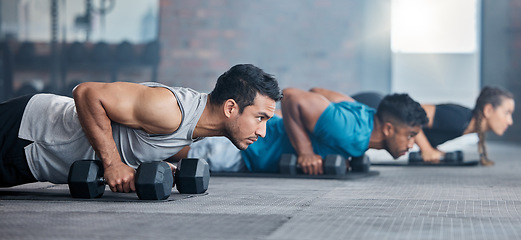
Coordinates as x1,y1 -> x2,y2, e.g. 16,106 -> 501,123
1,141 -> 521,240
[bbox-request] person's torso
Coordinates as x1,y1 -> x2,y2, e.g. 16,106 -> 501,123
423,103 -> 473,147
242,101 -> 375,173
19,82 -> 207,183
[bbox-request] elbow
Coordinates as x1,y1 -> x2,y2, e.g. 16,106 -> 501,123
72,82 -> 86,100
281,88 -> 300,98
281,88 -> 299,104
281,88 -> 307,110
72,82 -> 96,101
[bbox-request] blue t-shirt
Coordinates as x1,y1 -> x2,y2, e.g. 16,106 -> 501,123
242,101 -> 375,173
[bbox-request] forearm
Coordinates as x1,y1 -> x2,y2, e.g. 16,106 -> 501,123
281,88 -> 333,174
414,129 -> 436,152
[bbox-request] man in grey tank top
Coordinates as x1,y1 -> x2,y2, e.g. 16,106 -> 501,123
0,64 -> 282,194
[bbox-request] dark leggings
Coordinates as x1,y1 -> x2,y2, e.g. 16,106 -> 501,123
0,95 -> 37,187
352,92 -> 384,109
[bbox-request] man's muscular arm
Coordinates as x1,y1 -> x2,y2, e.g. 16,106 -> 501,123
281,88 -> 330,175
414,129 -> 443,163
72,82 -> 182,193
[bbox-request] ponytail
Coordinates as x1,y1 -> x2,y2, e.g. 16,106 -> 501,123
472,86 -> 513,165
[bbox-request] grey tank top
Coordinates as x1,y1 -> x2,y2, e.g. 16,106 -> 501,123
19,82 -> 207,183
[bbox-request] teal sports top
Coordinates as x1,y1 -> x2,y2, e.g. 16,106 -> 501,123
242,101 -> 375,173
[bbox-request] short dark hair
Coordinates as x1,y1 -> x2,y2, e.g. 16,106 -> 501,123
209,64 -> 283,113
376,93 -> 428,127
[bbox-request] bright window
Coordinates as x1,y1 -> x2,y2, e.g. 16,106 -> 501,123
391,0 -> 478,53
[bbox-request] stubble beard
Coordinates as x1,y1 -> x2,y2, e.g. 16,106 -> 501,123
224,123 -> 248,151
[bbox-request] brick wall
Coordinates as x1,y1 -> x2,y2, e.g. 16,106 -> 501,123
156,0 -> 390,94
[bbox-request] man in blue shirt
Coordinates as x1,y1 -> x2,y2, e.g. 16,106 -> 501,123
174,87 -> 428,175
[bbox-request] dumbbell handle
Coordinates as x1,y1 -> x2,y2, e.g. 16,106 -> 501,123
280,154 -> 346,176
295,164 -> 324,171
409,151 -> 462,162
97,177 -> 107,185
96,165 -> 174,185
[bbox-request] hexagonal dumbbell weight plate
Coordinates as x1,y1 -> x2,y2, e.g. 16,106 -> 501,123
323,154 -> 347,176
350,154 -> 371,173
175,158 -> 210,194
135,162 -> 174,200
279,154 -> 298,175
68,160 -> 105,199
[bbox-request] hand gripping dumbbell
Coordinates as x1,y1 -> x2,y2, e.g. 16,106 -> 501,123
68,158 -> 210,200
279,154 -> 347,176
68,160 -> 174,200
408,150 -> 464,163
350,154 -> 371,173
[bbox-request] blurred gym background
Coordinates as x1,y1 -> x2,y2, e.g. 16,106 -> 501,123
0,0 -> 519,142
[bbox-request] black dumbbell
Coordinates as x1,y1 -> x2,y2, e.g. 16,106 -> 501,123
68,160 -> 173,200
68,158 -> 211,199
350,154 -> 370,173
409,150 -> 464,163
174,158 -> 210,194
279,154 -> 347,176
446,151 -> 464,162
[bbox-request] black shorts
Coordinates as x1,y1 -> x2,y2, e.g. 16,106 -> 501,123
0,95 -> 37,187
